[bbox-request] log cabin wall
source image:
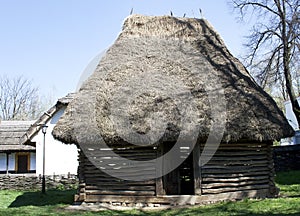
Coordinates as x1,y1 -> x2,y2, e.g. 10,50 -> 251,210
76,146 -> 157,202
75,141 -> 275,203
199,142 -> 274,196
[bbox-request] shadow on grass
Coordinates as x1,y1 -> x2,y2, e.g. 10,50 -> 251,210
8,189 -> 76,208
148,201 -> 300,216
158,209 -> 300,216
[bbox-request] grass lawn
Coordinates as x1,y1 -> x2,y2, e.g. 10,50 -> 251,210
0,171 -> 300,216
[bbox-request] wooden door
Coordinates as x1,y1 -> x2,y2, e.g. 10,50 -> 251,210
16,153 -> 29,173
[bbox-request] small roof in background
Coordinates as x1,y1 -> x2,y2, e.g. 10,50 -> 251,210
0,93 -> 74,151
19,93 -> 75,145
0,121 -> 36,151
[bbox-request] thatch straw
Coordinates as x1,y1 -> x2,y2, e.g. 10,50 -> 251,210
52,15 -> 293,146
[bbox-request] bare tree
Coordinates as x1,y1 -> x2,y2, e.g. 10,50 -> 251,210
0,75 -> 43,120
232,0 -> 300,125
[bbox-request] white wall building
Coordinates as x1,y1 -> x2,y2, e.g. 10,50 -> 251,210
19,93 -> 78,175
282,98 -> 300,145
30,106 -> 78,175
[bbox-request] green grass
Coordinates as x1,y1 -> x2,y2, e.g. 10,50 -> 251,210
275,170 -> 300,198
0,171 -> 300,215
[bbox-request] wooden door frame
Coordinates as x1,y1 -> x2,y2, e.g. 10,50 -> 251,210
157,143 -> 199,196
193,143 -> 202,195
15,152 -> 30,173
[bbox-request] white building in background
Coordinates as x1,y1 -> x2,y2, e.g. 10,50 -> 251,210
282,98 -> 300,145
28,95 -> 78,175
20,93 -> 78,175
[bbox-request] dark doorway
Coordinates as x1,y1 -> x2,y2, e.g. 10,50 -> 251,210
179,153 -> 194,195
162,144 -> 194,195
17,154 -> 29,173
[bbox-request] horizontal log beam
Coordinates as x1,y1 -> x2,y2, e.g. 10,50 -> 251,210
201,179 -> 269,189
82,189 -> 270,204
202,171 -> 270,178
85,190 -> 155,196
203,175 -> 268,182
202,184 -> 270,194
83,185 -> 156,191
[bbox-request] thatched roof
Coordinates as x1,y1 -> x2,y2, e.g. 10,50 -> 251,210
52,15 -> 293,146
0,121 -> 35,151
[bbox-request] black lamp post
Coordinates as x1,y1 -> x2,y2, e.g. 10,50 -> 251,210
41,124 -> 48,194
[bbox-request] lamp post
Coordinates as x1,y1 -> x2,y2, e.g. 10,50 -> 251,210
41,124 -> 48,194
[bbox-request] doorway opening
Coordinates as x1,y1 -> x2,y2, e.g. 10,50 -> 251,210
16,153 -> 30,173
162,144 -> 194,195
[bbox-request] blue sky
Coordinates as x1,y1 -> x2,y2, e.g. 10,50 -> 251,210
0,0 -> 250,101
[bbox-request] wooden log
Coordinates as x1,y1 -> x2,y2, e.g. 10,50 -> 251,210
201,179 -> 269,189
82,163 -> 156,170
205,159 -> 269,166
201,166 -> 269,174
200,151 -> 267,157
201,163 -> 269,169
83,185 -> 155,191
193,143 -> 202,195
200,142 -> 268,148
83,167 -> 156,174
155,145 -> 164,196
202,175 -> 268,183
202,184 -> 270,194
83,189 -> 270,204
201,171 -> 270,178
204,155 -> 267,161
85,180 -> 155,188
202,145 -> 268,151
85,189 -> 155,196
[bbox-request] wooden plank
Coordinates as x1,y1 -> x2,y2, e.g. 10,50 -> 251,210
201,167 -> 269,174
84,178 -> 155,185
84,171 -> 155,179
85,189 -> 155,196
83,167 -> 156,175
202,171 -> 270,178
193,143 -> 201,195
201,151 -> 267,157
85,181 -> 155,186
201,143 -> 268,149
201,179 -> 269,189
155,144 -> 164,196
205,155 -> 267,161
83,189 -> 270,204
201,164 -> 269,170
201,143 -> 268,148
202,184 -> 270,194
203,175 -> 268,183
83,163 -> 156,171
202,146 -> 268,151
83,185 -> 155,191
205,160 -> 269,166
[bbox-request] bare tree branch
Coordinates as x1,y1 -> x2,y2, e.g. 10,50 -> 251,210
0,75 -> 44,120
233,0 -> 280,16
232,0 -> 300,126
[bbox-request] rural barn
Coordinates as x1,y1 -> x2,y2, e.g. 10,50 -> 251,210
52,15 -> 293,205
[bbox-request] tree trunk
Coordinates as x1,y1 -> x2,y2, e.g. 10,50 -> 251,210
279,0 -> 300,127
